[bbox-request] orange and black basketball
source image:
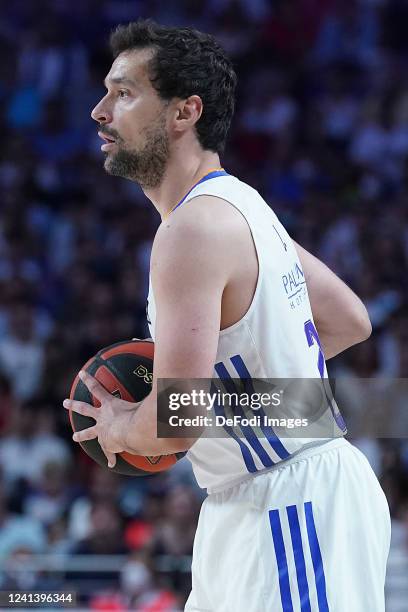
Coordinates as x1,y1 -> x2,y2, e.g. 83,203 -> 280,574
69,339 -> 186,476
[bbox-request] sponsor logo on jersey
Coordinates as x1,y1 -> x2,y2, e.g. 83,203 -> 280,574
282,263 -> 305,294
282,263 -> 307,309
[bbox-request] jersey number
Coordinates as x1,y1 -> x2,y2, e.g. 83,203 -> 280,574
304,319 -> 325,378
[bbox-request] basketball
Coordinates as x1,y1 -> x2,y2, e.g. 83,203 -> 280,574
69,339 -> 186,475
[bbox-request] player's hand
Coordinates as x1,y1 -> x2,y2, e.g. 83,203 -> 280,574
63,370 -> 138,468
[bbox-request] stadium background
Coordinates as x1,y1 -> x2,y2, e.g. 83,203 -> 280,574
0,0 -> 408,609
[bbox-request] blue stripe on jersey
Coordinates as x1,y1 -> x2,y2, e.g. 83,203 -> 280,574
229,355 -> 290,460
269,509 -> 294,612
171,169 -> 229,214
214,362 -> 274,468
287,505 -> 312,612
210,382 -> 258,473
304,502 -> 329,612
304,320 -> 347,433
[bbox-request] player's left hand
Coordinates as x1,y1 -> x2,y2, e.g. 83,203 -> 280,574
63,370 -> 138,468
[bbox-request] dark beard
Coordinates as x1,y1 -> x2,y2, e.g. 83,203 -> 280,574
104,118 -> 170,189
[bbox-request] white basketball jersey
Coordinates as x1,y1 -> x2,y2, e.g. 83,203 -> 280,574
147,173 -> 346,492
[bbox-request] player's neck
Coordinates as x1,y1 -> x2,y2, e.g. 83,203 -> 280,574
143,146 -> 221,220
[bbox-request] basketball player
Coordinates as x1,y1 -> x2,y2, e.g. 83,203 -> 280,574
64,20 -> 390,611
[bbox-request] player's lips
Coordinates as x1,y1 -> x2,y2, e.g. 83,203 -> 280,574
101,142 -> 117,151
98,131 -> 116,143
98,131 -> 117,150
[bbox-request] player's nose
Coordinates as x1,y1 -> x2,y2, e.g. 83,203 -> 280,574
91,99 -> 112,124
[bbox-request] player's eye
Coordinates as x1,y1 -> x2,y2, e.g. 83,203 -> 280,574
118,90 -> 128,98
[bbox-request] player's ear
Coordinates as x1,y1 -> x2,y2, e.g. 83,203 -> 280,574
173,96 -> 203,133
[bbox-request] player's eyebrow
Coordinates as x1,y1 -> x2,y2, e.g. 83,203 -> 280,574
103,76 -> 138,89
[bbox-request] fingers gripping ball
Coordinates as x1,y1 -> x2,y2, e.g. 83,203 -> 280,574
69,339 -> 186,476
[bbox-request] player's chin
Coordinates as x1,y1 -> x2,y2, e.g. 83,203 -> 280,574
103,155 -> 117,174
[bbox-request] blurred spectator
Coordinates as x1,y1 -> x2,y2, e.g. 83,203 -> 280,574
120,551 -> 181,611
72,500 -> 128,556
0,302 -> 45,400
0,479 -> 46,563
24,462 -> 72,527
67,465 -> 121,543
0,402 -> 71,490
152,486 -> 199,558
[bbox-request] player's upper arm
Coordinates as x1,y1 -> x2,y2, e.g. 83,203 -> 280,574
150,197 -> 227,381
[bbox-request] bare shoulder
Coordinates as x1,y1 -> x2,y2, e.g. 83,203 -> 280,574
150,193 -> 258,335
150,195 -> 234,292
151,195 -> 234,266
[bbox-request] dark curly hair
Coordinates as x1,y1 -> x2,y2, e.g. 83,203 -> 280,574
109,19 -> 237,155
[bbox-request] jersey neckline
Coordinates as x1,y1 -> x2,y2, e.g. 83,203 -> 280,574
165,168 -> 229,219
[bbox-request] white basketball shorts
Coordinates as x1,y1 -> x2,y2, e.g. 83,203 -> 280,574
185,438 -> 391,612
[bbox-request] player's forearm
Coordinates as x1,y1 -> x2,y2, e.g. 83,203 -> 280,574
313,302 -> 371,359
312,284 -> 372,359
124,392 -> 195,455
294,241 -> 372,359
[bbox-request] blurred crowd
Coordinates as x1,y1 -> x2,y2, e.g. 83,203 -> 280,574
1,0 -> 408,609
